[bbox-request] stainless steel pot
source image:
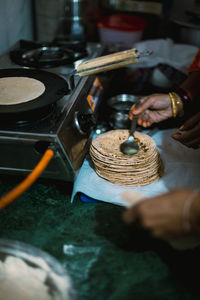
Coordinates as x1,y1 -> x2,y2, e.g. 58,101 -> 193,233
56,0 -> 87,42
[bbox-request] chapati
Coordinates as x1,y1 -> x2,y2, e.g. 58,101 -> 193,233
90,129 -> 163,186
0,77 -> 45,105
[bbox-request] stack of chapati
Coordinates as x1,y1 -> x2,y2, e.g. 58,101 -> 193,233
90,129 -> 163,186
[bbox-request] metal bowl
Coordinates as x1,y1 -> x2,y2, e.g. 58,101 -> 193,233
107,94 -> 142,129
107,94 -> 141,112
0,239 -> 76,300
109,111 -> 130,129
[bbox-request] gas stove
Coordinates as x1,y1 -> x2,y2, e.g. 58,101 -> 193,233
0,40 -> 109,182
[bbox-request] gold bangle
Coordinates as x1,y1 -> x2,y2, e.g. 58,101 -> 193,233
171,92 -> 184,117
169,92 -> 177,118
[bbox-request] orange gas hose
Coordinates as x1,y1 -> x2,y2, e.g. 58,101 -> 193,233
0,148 -> 54,211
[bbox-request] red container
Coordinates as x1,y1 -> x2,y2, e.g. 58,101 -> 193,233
97,14 -> 146,49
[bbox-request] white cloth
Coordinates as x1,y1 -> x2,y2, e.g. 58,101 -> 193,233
71,128 -> 200,206
132,39 -> 198,74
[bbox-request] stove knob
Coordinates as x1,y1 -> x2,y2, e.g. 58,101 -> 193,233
74,112 -> 96,135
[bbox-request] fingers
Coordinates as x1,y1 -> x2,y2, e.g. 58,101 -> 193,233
130,93 -> 170,117
186,138 -> 200,149
122,198 -> 148,225
129,93 -> 172,126
186,136 -> 200,149
122,205 -> 139,224
137,118 -> 151,127
122,189 -> 189,240
123,196 -> 156,226
180,112 -> 200,131
173,112 -> 200,149
172,134 -> 200,149
129,98 -> 147,120
130,96 -> 154,117
172,122 -> 200,147
129,110 -> 152,127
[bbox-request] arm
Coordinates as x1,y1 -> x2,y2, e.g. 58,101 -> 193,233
123,189 -> 200,240
180,71 -> 200,102
129,93 -> 173,127
171,111 -> 200,148
129,71 -> 200,128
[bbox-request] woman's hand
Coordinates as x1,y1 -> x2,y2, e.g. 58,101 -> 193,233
171,112 -> 200,149
129,93 -> 173,127
122,189 -> 200,240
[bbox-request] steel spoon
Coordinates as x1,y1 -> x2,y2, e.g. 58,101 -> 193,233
120,98 -> 140,155
120,116 -> 139,155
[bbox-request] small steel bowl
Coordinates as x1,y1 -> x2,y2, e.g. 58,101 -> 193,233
107,94 -> 141,112
107,94 -> 142,129
109,111 -> 130,129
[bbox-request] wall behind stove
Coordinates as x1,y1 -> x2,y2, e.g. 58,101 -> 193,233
0,0 -> 33,55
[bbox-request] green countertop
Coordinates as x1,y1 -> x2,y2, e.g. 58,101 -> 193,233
0,176 -> 200,300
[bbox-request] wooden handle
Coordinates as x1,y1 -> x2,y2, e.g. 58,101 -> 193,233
77,57 -> 139,76
76,48 -> 139,74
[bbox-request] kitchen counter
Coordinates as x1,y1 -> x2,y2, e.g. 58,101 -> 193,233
0,176 -> 200,300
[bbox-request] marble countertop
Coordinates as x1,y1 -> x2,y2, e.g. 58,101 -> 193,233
0,176 -> 200,299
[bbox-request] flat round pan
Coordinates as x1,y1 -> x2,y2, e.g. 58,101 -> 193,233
0,68 -> 70,113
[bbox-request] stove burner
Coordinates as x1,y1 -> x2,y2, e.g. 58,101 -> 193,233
53,39 -> 88,61
22,46 -> 73,62
53,38 -> 86,51
10,39 -> 88,68
10,46 -> 74,68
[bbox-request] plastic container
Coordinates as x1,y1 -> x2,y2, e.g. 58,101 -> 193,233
97,14 -> 146,50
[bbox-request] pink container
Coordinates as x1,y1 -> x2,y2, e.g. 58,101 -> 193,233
97,14 -> 146,50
